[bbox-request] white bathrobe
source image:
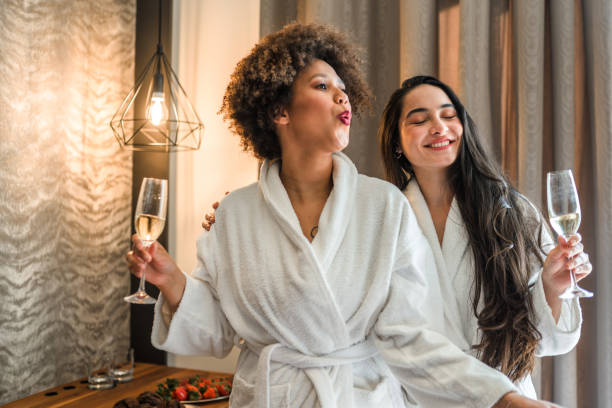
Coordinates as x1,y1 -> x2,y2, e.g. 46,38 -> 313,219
404,180 -> 582,400
152,153 -> 517,408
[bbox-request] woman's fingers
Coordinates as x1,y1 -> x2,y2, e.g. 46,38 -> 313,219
126,249 -> 142,266
202,213 -> 215,231
131,234 -> 151,262
201,212 -> 216,231
574,262 -> 593,281
201,193 -> 228,229
125,250 -> 144,277
550,236 -> 584,264
560,233 -> 581,245
546,244 -> 568,265
566,242 -> 584,258
569,251 -> 589,268
568,251 -> 591,281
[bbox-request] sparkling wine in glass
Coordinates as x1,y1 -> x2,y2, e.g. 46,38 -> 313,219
124,177 -> 168,304
547,169 -> 593,299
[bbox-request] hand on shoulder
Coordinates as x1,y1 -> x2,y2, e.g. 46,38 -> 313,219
201,192 -> 229,231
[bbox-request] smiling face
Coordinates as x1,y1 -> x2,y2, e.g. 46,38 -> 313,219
398,84 -> 463,174
276,59 -> 352,155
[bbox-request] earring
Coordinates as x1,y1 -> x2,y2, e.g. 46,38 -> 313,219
401,166 -> 413,181
394,150 -> 403,159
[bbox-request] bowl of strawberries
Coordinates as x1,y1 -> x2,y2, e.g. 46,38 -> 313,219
156,374 -> 232,404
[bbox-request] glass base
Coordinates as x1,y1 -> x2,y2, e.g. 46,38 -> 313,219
124,291 -> 156,304
559,285 -> 593,299
110,368 -> 134,383
88,375 -> 115,390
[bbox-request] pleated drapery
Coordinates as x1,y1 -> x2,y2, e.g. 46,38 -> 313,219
260,1 -> 612,406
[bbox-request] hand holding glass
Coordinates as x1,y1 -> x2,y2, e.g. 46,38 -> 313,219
124,177 -> 168,304
546,170 -> 593,299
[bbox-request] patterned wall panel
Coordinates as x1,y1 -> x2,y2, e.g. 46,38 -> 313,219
0,0 -> 135,404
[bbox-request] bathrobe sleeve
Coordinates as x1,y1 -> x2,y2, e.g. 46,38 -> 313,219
374,203 -> 516,408
151,228 -> 236,357
521,197 -> 582,357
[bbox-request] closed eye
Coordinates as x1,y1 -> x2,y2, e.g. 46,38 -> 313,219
440,107 -> 457,119
407,117 -> 427,125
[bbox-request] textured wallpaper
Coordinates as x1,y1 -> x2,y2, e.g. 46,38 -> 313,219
0,0 -> 135,404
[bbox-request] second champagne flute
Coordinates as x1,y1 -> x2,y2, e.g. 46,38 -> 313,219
547,169 -> 593,299
124,177 -> 168,304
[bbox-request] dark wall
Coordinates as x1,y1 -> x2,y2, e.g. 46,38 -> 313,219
130,0 -> 173,365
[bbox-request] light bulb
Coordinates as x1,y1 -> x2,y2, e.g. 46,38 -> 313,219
148,91 -> 167,126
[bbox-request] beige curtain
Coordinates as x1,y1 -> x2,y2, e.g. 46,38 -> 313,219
0,0 -> 135,404
261,0 -> 612,406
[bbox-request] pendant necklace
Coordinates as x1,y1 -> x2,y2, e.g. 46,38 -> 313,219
310,225 -> 318,239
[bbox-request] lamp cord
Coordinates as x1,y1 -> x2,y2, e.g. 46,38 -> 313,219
157,0 -> 162,52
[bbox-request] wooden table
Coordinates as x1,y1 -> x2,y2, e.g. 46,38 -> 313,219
4,363 -> 231,408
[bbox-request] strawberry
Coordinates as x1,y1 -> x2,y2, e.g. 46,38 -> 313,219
172,386 -> 188,402
216,383 -> 231,396
202,387 -> 218,399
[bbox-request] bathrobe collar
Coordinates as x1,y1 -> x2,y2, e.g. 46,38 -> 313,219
404,180 -> 470,349
259,152 -> 357,272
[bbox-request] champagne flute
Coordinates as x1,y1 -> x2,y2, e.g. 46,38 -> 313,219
124,177 -> 168,304
547,169 -> 593,299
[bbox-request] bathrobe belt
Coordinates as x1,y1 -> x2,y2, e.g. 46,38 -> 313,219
247,335 -> 379,408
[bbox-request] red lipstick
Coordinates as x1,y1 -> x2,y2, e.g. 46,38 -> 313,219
338,110 -> 351,126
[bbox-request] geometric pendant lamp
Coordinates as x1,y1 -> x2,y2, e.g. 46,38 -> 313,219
110,0 -> 203,152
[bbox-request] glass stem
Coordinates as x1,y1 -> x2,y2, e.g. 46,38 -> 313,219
137,243 -> 151,295
569,268 -> 578,290
138,269 -> 147,295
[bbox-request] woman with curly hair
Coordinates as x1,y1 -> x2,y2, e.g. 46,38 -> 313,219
127,24 -> 558,407
379,75 -> 588,401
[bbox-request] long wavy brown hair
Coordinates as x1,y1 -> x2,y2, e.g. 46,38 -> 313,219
379,75 -> 544,381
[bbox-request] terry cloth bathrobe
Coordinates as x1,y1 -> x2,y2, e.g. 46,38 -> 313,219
152,152 -> 518,408
404,180 -> 582,400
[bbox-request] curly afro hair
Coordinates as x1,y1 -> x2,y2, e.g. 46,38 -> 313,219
220,23 -> 373,160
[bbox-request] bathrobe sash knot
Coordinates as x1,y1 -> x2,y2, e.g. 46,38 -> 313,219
249,336 -> 379,408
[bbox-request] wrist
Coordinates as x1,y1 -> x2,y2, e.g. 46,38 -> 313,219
542,274 -> 563,298
493,391 -> 517,408
159,270 -> 186,312
493,391 -> 541,408
542,278 -> 562,323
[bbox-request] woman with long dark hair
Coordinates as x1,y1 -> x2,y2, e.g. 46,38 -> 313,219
379,75 -> 589,399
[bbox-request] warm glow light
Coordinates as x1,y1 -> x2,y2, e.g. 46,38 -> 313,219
148,91 -> 166,126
